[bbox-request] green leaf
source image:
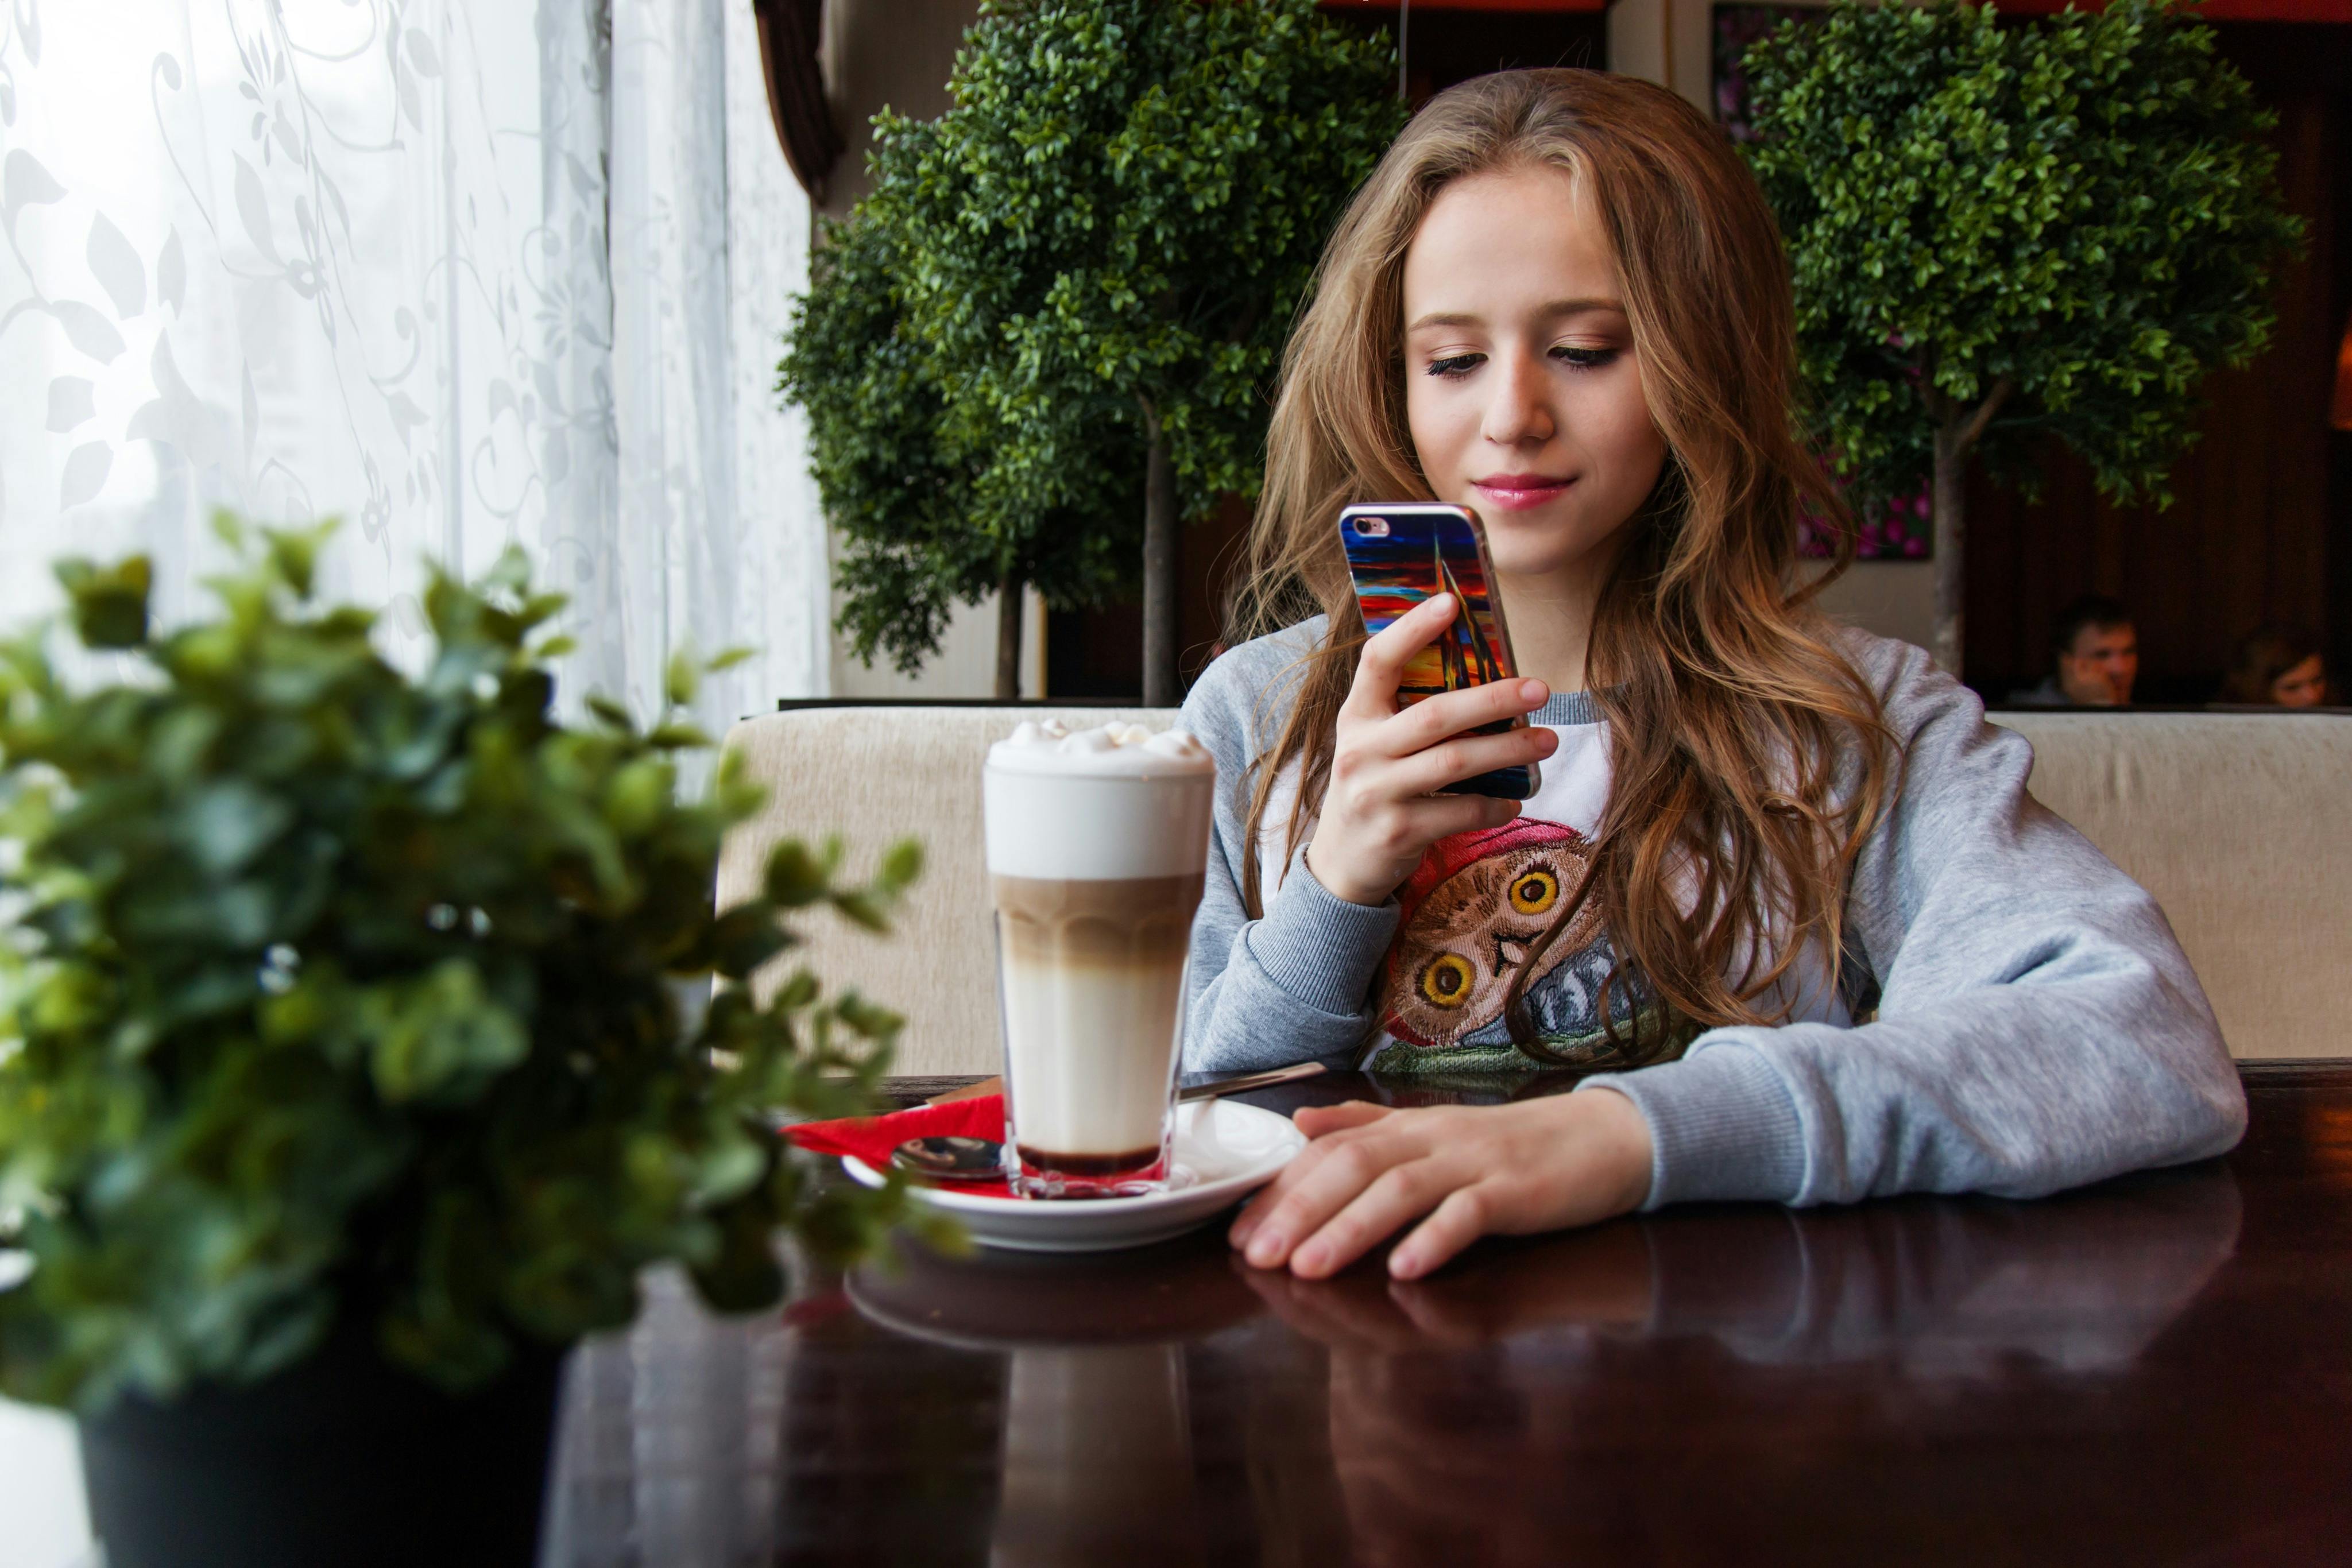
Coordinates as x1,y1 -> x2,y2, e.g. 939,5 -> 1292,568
664,648 -> 698,708
687,1201 -> 787,1313
710,904 -> 791,979
830,891 -> 890,934
877,838 -> 924,892
53,555 -> 152,648
585,694 -> 634,731
763,839 -> 831,907
367,959 -> 528,1104
604,757 -> 674,837
180,780 -> 293,875
262,522 -> 331,599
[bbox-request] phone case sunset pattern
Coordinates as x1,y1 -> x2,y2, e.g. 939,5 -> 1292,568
1340,505 -> 1535,799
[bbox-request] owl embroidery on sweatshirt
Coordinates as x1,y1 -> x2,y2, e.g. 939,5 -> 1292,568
1366,818 -> 1688,1075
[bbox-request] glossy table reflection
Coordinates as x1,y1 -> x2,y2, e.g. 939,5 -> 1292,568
539,1063 -> 2352,1567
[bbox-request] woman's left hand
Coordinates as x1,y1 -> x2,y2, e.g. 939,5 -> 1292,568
1230,1090 -> 1655,1279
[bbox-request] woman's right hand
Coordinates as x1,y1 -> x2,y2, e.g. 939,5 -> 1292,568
1304,593 -> 1560,908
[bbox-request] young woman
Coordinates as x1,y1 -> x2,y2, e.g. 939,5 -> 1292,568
1177,72 -> 2243,1282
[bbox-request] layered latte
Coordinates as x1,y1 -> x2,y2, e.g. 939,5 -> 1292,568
984,721 -> 1214,1198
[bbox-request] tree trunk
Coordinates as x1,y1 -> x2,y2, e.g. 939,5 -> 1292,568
1140,398 -> 1179,708
995,572 -> 1023,702
1930,418 -> 1966,677
1924,376 -> 2014,679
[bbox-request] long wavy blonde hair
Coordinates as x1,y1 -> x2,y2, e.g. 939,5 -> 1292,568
1232,69 -> 1894,1055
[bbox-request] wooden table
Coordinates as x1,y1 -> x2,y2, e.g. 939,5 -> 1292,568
530,1060 -> 2352,1565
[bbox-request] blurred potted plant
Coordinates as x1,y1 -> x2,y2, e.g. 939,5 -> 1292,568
1742,0 -> 2301,675
0,520 -> 923,1568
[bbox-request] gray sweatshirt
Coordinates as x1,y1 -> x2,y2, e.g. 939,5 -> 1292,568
1176,618 -> 2246,1211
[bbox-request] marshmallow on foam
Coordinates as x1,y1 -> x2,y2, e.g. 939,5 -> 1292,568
987,720 -> 1212,778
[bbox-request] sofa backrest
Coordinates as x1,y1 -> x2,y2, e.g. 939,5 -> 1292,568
1995,711 -> 2347,1062
718,705 -> 2347,1074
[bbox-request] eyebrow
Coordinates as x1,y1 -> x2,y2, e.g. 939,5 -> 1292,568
1406,299 -> 1627,332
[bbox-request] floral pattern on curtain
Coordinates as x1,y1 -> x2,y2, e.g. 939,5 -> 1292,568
0,0 -> 827,733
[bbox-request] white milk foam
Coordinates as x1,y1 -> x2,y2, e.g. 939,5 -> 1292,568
984,722 -> 1215,1168
984,721 -> 1214,881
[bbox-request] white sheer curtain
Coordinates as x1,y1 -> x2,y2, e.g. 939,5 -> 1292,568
0,0 -> 828,735
0,7 -> 825,1560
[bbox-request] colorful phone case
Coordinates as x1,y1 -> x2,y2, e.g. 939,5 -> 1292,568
1339,502 -> 1539,800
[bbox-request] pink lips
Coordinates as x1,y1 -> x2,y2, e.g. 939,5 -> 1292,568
1471,473 -> 1576,510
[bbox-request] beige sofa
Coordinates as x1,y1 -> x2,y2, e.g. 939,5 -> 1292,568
718,706 -> 2349,1074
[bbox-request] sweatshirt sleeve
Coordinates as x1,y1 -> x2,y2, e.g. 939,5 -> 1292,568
1576,634 -> 2247,1210
1178,638 -> 1399,1074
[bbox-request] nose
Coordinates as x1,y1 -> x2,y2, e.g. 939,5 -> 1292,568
1480,346 -> 1556,448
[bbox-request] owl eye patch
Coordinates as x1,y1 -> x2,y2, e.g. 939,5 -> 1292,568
1418,953 -> 1475,1008
1509,866 -> 1559,916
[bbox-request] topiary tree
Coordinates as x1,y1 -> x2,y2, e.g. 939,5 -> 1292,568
782,0 -> 1403,703
1743,0 -> 2301,675
780,145 -> 1140,701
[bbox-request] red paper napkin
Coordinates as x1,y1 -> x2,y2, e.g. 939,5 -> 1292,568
784,1095 -> 1013,1198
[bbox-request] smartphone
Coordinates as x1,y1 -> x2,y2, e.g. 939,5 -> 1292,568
1337,501 -> 1539,800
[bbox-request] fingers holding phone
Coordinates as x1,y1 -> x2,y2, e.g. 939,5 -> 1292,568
1351,593 -> 1554,769
1343,591 -> 1465,720
1309,591 -> 1558,908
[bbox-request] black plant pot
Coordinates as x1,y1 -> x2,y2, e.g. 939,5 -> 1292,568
79,1326 -> 565,1568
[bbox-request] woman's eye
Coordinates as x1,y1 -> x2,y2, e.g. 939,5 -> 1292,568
1552,346 -> 1618,370
1425,353 -> 1484,378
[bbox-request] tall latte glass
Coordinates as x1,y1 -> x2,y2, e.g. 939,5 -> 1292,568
983,722 -> 1215,1199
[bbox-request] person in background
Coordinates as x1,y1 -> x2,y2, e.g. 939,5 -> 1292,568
2010,595 -> 2138,707
2220,626 -> 2330,708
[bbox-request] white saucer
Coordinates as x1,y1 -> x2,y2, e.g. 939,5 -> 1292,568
841,1098 -> 1305,1253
